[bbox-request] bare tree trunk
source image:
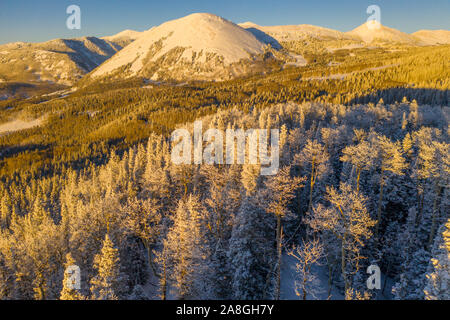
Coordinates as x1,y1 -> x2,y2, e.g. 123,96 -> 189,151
161,257 -> 167,300
146,243 -> 159,278
356,167 -> 361,193
328,262 -> 333,298
275,216 -> 282,300
308,161 -> 316,214
416,182 -> 424,226
341,237 -> 348,294
428,184 -> 442,249
303,271 -> 307,300
376,171 -> 384,239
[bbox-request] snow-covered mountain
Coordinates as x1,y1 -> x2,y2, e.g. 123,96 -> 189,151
240,21 -> 450,47
102,29 -> 143,47
346,21 -> 419,44
239,22 -> 356,43
90,13 -> 272,82
2,13 -> 448,88
0,36 -> 134,85
412,30 -> 450,45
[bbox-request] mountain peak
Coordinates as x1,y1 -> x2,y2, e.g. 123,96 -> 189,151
183,12 -> 222,19
102,29 -> 142,41
239,21 -> 260,28
347,21 -> 418,44
91,13 -> 267,81
240,23 -> 353,43
360,20 -> 383,30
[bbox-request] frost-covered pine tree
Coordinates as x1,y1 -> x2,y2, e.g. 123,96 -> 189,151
90,234 -> 127,300
296,139 -> 329,214
265,166 -> 305,300
164,195 -> 211,299
122,197 -> 161,281
370,133 -> 407,238
202,165 -> 241,299
391,207 -> 429,300
392,248 -> 430,300
341,138 -> 373,193
423,142 -> 449,248
228,196 -> 274,300
423,220 -> 450,300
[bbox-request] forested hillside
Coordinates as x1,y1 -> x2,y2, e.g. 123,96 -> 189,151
0,99 -> 448,299
0,41 -> 448,300
1,45 -> 448,178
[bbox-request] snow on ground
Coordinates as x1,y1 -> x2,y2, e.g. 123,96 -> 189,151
301,64 -> 399,81
281,252 -> 396,300
0,118 -> 43,135
284,54 -> 307,67
102,29 -> 143,42
281,253 -> 344,300
326,44 -> 365,52
137,250 -> 395,300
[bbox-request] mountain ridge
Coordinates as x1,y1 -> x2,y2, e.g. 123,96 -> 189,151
0,35 -> 136,86
89,13 -> 273,82
412,29 -> 450,45
346,21 -> 420,44
1,13 -> 449,90
239,22 -> 356,42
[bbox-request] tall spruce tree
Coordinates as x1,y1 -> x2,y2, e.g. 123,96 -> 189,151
90,234 -> 127,300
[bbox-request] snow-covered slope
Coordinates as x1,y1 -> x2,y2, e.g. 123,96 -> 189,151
239,22 -> 355,43
91,13 -> 268,81
347,21 -> 419,44
102,29 -> 142,47
412,30 -> 450,45
0,36 -> 128,85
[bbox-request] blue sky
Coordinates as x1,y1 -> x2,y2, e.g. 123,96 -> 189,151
0,0 -> 449,44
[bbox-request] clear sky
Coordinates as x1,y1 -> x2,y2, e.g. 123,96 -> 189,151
0,0 -> 449,44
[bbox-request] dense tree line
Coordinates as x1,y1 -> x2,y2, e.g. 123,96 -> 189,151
0,45 -> 448,179
0,99 -> 448,299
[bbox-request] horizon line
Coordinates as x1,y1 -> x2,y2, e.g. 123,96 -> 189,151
1,12 -> 449,46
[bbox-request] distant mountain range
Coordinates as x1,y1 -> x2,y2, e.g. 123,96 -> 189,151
347,21 -> 420,45
0,35 -> 134,85
0,13 -> 449,89
241,20 -> 450,46
101,30 -> 143,47
238,21 -> 356,43
412,30 -> 450,45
